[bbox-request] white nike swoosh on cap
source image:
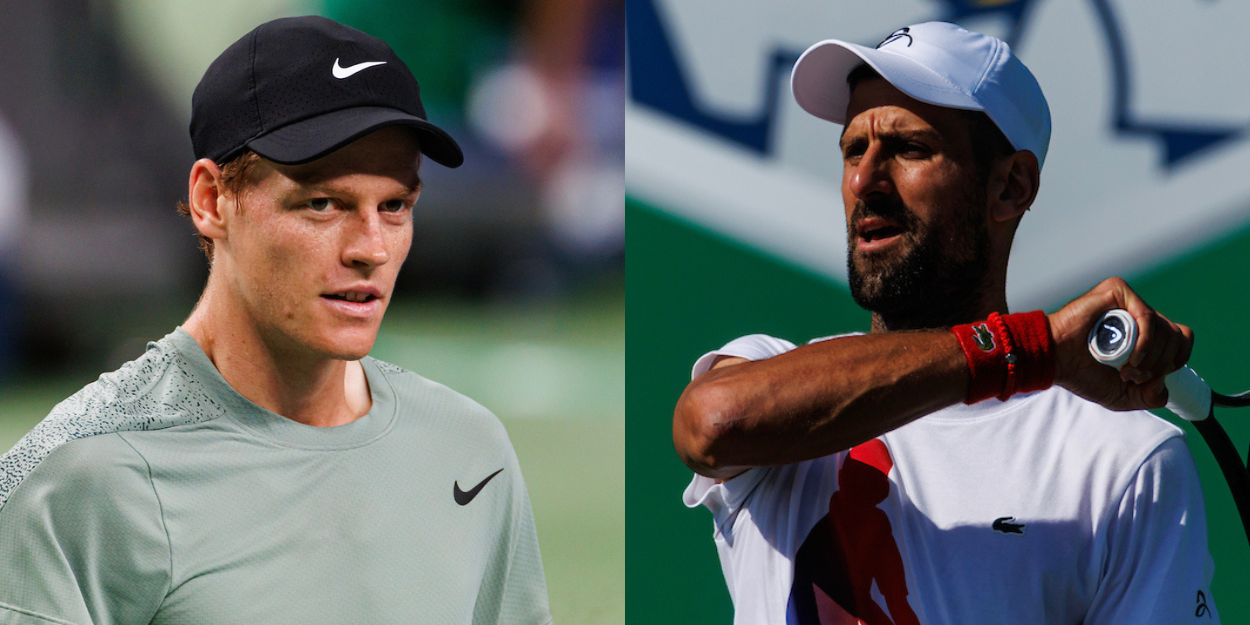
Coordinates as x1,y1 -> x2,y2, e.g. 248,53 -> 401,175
332,58 -> 387,79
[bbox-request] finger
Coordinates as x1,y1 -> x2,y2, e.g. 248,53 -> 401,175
1089,356 -> 1140,409
1145,376 -> 1168,409
1123,376 -> 1167,411
1140,314 -> 1191,380
1136,313 -> 1173,380
1173,324 -> 1195,372
1153,325 -> 1181,377
1124,301 -> 1155,370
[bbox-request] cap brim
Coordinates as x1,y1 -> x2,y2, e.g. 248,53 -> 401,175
791,39 -> 982,125
246,106 -> 464,168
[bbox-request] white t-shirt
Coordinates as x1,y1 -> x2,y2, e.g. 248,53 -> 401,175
684,334 -> 1219,625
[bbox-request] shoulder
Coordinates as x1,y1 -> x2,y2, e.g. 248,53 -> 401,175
0,430 -> 168,571
2,433 -> 155,516
1034,387 -> 1183,450
0,334 -> 224,511
1013,387 -> 1189,495
0,431 -> 170,624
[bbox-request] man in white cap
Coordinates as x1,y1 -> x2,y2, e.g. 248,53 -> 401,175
674,22 -> 1218,624
0,16 -> 550,625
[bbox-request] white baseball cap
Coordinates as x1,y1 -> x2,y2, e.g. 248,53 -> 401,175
791,22 -> 1051,167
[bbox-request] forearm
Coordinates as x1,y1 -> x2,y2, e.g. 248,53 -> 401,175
673,331 -> 968,478
674,277 -> 1195,479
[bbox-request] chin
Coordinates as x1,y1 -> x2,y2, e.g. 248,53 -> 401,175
307,326 -> 380,361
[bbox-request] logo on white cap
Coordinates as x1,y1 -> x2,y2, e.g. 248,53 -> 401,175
877,27 -> 913,48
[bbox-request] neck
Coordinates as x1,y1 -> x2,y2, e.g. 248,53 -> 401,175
869,267 -> 1010,334
870,243 -> 1015,335
182,281 -> 371,427
869,292 -> 1009,333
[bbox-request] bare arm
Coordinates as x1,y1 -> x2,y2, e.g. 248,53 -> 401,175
674,278 -> 1193,479
673,331 -> 967,479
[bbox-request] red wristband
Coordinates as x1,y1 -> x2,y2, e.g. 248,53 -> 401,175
951,318 -> 1006,403
996,310 -> 1056,398
951,311 -> 1056,403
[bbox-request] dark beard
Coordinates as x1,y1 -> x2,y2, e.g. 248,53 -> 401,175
846,193 -> 991,331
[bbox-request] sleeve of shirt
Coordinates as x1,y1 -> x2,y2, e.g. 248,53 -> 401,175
1085,435 -> 1220,624
690,334 -> 798,379
0,434 -> 171,625
472,440 -> 552,625
685,334 -> 800,505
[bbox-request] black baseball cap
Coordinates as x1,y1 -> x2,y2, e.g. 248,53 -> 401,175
190,15 -> 463,168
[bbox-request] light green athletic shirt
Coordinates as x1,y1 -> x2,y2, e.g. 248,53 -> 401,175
0,328 -> 551,625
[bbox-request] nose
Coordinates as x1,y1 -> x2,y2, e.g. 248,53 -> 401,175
845,143 -> 893,201
342,208 -> 390,269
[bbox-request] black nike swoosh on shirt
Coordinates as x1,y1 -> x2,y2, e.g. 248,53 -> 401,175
454,468 -> 505,505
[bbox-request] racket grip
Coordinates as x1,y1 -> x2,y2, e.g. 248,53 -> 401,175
1088,309 -> 1212,421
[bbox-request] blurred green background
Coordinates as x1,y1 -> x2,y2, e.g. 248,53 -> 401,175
0,0 -> 622,622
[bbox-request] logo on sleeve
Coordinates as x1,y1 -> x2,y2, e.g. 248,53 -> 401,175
1195,590 -> 1212,618
992,516 -> 1025,534
454,468 -> 504,505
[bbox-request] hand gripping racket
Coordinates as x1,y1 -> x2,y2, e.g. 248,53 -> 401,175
1090,309 -> 1250,546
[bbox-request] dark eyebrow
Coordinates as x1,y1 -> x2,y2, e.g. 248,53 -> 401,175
887,128 -> 943,144
839,129 -> 860,152
840,126 -> 943,152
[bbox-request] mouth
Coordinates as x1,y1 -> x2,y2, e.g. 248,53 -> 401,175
322,291 -> 380,304
855,217 -> 907,250
320,287 -> 385,318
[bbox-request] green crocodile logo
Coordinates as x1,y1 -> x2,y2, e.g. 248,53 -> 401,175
973,323 -> 995,352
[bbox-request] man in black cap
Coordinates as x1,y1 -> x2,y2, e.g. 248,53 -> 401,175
0,16 -> 551,625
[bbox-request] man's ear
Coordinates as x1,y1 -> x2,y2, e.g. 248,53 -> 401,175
987,150 -> 1040,223
187,158 -> 229,241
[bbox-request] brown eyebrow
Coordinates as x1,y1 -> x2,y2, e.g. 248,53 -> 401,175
292,171 -> 422,197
